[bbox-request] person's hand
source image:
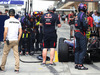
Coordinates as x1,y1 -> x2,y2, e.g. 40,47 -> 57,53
58,24 -> 61,28
94,22 -> 96,25
96,22 -> 99,24
4,40 -> 6,43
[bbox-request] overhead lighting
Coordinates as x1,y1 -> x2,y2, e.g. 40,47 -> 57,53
61,0 -> 65,3
99,1 -> 100,4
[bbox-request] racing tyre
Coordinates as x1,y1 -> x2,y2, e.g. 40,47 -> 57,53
58,38 -> 69,62
59,38 -> 66,43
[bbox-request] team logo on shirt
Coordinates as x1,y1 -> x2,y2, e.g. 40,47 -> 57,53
98,19 -> 100,21
44,14 -> 52,18
9,21 -> 19,24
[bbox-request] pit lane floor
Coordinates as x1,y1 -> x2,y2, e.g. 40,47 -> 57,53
0,22 -> 100,75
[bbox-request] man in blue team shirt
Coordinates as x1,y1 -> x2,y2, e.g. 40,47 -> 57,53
39,6 -> 61,66
94,12 -> 100,37
74,3 -> 88,70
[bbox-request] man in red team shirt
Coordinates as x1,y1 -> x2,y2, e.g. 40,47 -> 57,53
87,13 -> 93,31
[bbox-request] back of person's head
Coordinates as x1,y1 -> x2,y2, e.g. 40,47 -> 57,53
47,5 -> 56,12
71,11 -> 74,16
90,11 -> 93,14
9,9 -> 15,16
0,11 -> 2,15
89,13 -> 92,17
75,10 -> 77,12
5,9 -> 8,12
98,12 -> 100,16
72,11 -> 74,13
94,10 -> 97,13
97,11 -> 99,16
93,10 -> 97,15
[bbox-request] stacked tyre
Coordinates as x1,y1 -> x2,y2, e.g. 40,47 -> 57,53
58,38 -> 69,62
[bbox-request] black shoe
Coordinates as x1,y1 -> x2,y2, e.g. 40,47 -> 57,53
78,65 -> 88,70
41,63 -> 46,67
0,67 -> 3,71
75,65 -> 79,69
48,63 -> 56,67
14,70 -> 19,73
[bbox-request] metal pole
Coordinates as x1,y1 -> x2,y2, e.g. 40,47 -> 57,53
30,1 -> 32,14
25,2 -> 27,16
98,1 -> 100,12
28,0 -> 29,14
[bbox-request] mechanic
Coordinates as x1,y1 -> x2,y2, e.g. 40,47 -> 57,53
29,16 -> 36,54
39,11 -> 44,51
39,6 -> 61,66
33,11 -> 40,50
87,12 -> 93,31
93,12 -> 100,37
0,9 -> 22,72
69,11 -> 75,38
92,10 -> 97,31
4,9 -> 9,15
74,3 -> 88,70
20,14 -> 31,55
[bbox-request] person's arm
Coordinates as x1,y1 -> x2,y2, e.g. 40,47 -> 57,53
57,24 -> 61,28
3,27 -> 8,43
18,22 -> 22,41
56,15 -> 61,28
82,14 -> 88,31
39,15 -> 44,26
3,20 -> 8,43
39,23 -> 43,26
18,28 -> 22,41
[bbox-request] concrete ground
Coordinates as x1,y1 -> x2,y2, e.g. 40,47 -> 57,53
0,22 -> 100,75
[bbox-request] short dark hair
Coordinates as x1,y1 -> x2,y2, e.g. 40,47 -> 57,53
9,9 -> 15,16
5,9 -> 8,12
72,11 -> 74,14
97,11 -> 100,15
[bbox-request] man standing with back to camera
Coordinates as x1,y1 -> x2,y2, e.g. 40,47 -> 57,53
74,3 -> 88,70
39,6 -> 61,66
0,9 -> 22,72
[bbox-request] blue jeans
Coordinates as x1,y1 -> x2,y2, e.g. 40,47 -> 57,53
75,32 -> 87,64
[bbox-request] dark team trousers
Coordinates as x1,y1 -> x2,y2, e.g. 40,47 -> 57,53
35,26 -> 40,50
22,38 -> 29,53
30,32 -> 35,51
75,32 -> 87,64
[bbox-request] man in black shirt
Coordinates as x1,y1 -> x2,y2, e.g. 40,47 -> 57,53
39,6 -> 61,65
69,11 -> 75,38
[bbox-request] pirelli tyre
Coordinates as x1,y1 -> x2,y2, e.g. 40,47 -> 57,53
59,38 -> 66,43
58,38 -> 69,62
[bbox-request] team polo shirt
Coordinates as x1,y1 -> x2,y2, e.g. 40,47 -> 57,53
40,12 -> 60,34
4,17 -> 22,41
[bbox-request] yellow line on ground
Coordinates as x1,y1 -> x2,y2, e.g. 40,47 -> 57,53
46,50 -> 58,64
54,51 -> 58,62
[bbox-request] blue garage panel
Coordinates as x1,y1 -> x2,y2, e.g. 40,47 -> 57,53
0,0 -> 24,5
0,15 -> 9,41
